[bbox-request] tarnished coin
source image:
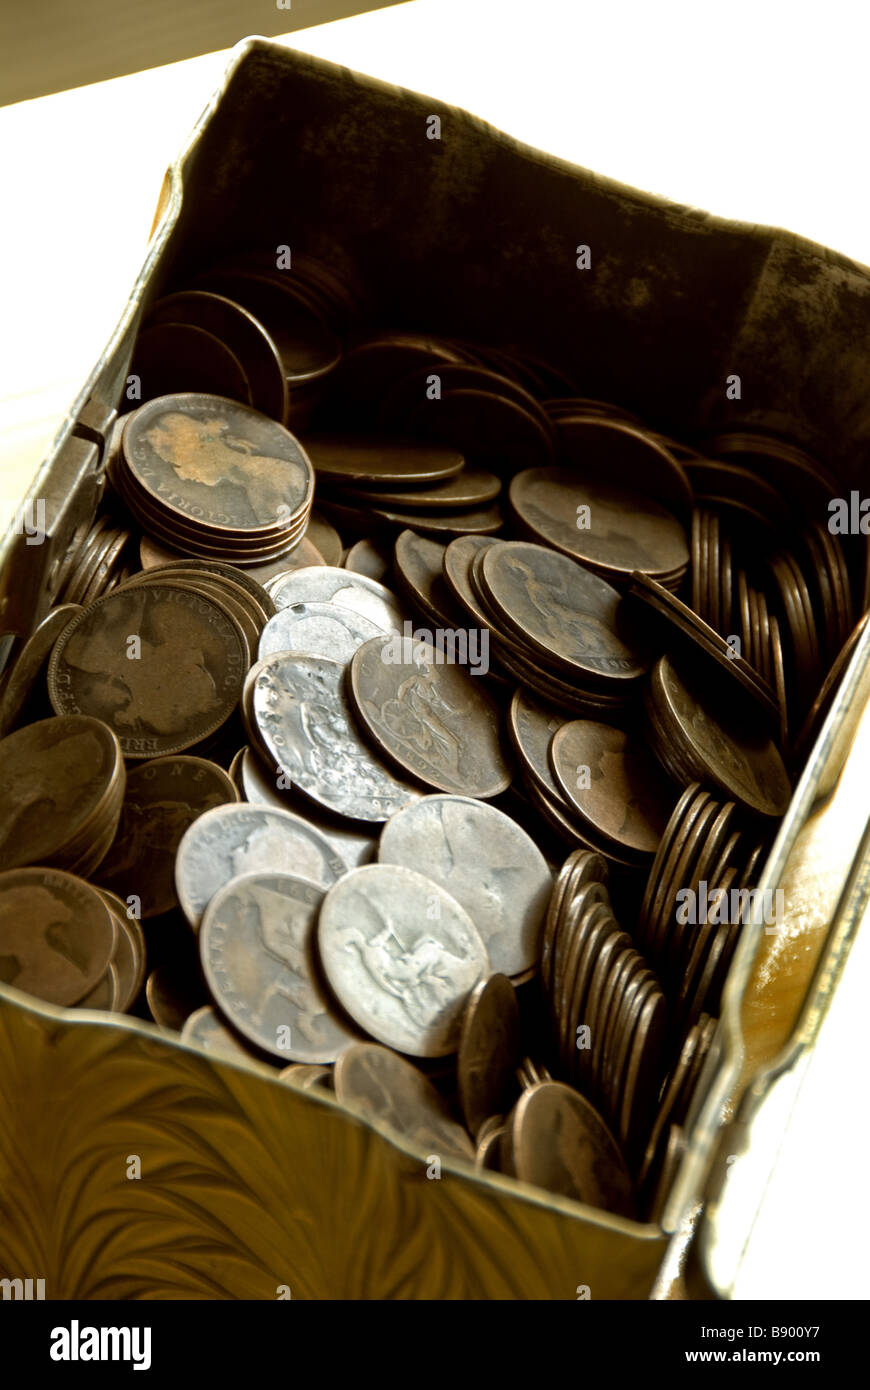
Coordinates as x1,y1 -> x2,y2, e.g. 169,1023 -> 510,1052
95,755 -> 239,917
349,636 -> 512,799
122,393 -> 312,532
180,1005 -> 267,1065
305,514 -> 343,566
268,565 -> 403,632
502,1081 -> 635,1217
199,872 -> 361,1062
94,886 -> 147,1011
0,714 -> 124,872
379,796 -> 551,976
0,867 -> 117,1006
279,1063 -> 333,1090
479,540 -> 648,687
344,537 -> 391,581
303,435 -> 465,485
0,605 -> 83,737
239,748 -> 377,868
457,973 -> 523,1138
646,655 -> 791,818
334,1042 -> 474,1160
507,687 -> 566,800
258,601 -> 386,663
318,864 -> 489,1056
146,962 -> 208,1031
250,653 -> 420,824
549,721 -> 672,860
337,466 -> 501,511
509,467 -> 689,584
393,529 -> 462,627
175,802 -> 348,928
47,584 -> 248,759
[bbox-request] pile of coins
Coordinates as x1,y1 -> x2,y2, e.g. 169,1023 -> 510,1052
1,246 -> 866,1230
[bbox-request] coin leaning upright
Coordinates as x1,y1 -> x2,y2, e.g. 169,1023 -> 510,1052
317,864 -> 490,1056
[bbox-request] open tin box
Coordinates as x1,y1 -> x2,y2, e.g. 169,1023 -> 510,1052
1,39 -> 869,1301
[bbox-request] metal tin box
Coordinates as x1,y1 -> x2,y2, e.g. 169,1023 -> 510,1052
1,39 -> 868,1300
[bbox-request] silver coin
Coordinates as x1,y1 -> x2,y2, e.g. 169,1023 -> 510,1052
200,871 -> 362,1063
258,600 -> 386,663
318,863 -> 489,1057
334,1043 -> 474,1161
379,795 -> 552,977
268,565 -> 404,632
250,653 -> 420,824
174,802 -> 348,928
240,748 -> 377,868
180,1004 -> 267,1065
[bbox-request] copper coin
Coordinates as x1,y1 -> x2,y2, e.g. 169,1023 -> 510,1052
549,720 -> 672,859
121,392 -> 312,533
334,1043 -> 474,1161
344,537 -> 391,581
336,467 -> 501,511
0,605 -> 84,736
305,513 -> 343,566
130,321 -> 254,407
200,871 -> 362,1063
0,867 -> 117,1006
479,540 -> 649,687
349,635 -> 512,799
456,974 -> 523,1138
0,714 -> 123,871
47,583 -> 248,759
179,1005 -> 267,1065
95,755 -> 238,917
303,435 -> 465,486
503,1081 -> 634,1217
510,467 -> 689,584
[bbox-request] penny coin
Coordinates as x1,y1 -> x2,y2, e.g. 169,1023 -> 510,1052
457,973 -> 523,1137
0,714 -> 124,872
95,755 -> 239,917
510,467 -> 689,585
479,540 -> 649,687
379,795 -> 552,977
250,652 -> 421,823
303,435 -> 465,486
94,887 -> 147,1011
549,720 -> 672,860
334,1043 -> 474,1160
647,655 -> 791,818
279,1063 -> 334,1091
179,1005 -> 267,1065
506,688 -> 566,800
175,802 -> 348,928
344,538 -> 391,581
305,513 -> 343,566
239,748 -> 377,868
318,864 -> 489,1057
0,605 -> 83,737
0,867 -> 117,1006
77,961 -> 121,1012
349,635 -> 512,799
146,961 -> 208,1031
123,557 -> 276,620
268,565 -> 403,632
143,294 -> 288,422
200,872 -> 362,1062
121,392 -> 312,533
47,584 -> 248,759
336,467 -> 501,511
393,529 -> 462,627
130,321 -> 254,407
502,1081 -> 634,1217
554,414 -> 693,518
258,601 -> 386,663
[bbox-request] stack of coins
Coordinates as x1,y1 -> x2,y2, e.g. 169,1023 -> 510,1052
109,393 -> 315,564
2,243 -> 867,1231
0,715 -> 125,877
